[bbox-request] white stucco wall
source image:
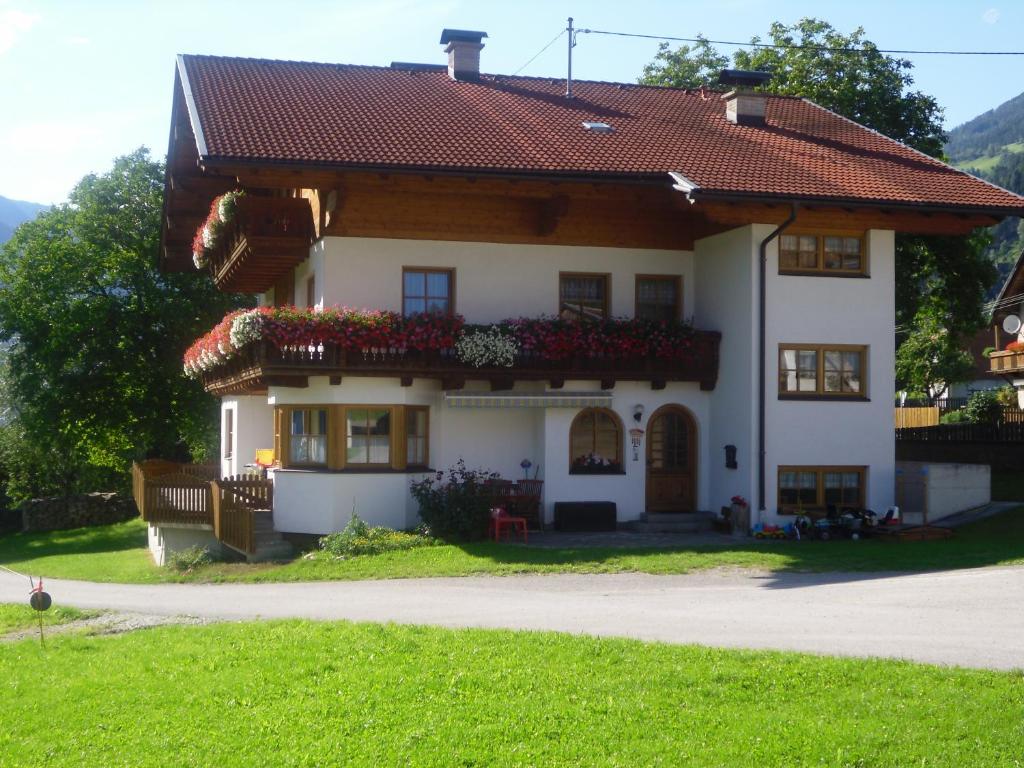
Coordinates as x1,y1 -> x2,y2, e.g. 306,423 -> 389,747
763,229 -> 896,518
310,237 -> 694,321
692,226 -> 759,515
220,396 -> 275,478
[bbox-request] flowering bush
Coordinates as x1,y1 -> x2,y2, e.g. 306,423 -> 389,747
409,460 -> 501,540
1006,340 -> 1024,352
183,307 -> 707,379
318,513 -> 437,558
571,452 -> 622,474
192,190 -> 245,269
456,325 -> 518,367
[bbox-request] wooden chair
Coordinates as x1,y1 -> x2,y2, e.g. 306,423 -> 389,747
514,479 -> 544,530
489,506 -> 528,544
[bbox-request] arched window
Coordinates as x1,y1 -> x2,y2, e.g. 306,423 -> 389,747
569,408 -> 623,474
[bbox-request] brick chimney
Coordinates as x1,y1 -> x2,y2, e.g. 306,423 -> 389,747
717,69 -> 771,127
440,29 -> 487,81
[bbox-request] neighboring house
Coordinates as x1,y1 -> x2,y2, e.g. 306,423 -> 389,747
988,249 -> 1024,405
943,326 -> 1004,401
158,30 -> 1024,549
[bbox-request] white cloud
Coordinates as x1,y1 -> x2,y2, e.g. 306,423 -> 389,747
982,7 -> 1000,24
66,35 -> 90,46
0,7 -> 39,55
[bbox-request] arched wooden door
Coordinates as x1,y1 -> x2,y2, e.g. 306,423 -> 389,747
645,405 -> 697,513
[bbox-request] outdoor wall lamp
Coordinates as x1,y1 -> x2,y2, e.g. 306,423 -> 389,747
632,404 -> 645,423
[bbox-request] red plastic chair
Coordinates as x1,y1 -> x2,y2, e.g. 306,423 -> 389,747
489,506 -> 528,544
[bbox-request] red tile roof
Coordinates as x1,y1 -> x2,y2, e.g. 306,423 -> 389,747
178,54 -> 1024,214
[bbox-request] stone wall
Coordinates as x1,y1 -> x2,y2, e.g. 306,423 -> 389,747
19,492 -> 137,533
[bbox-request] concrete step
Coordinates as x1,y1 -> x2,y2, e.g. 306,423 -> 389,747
633,511 -> 714,534
248,540 -> 295,563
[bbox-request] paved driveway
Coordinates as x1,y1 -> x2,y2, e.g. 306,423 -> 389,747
2,567 -> 1022,670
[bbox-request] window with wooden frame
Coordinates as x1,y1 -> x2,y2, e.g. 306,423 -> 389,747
569,407 -> 623,473
275,405 -> 429,471
778,466 -> 866,513
223,408 -> 234,460
778,344 -> 867,398
560,273 -> 609,321
403,268 -> 453,316
778,233 -> 865,276
635,275 -> 681,322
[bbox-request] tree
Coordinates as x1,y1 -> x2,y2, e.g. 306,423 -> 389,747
640,18 -> 995,380
894,310 -> 975,399
639,38 -> 729,89
0,149 -> 247,502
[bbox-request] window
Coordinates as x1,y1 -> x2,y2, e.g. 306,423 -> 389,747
560,273 -> 609,321
275,405 -> 429,471
346,408 -> 391,465
406,407 -> 429,468
778,466 -> 866,513
403,268 -> 453,316
289,408 -> 328,466
635,275 -> 681,322
779,233 -> 864,275
569,408 -> 623,473
779,345 -> 867,398
223,408 -> 234,460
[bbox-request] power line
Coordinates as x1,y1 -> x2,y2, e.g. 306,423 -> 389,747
513,29 -> 566,75
578,27 -> 1024,57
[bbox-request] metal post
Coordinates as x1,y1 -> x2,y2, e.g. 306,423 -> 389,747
566,17 -> 574,99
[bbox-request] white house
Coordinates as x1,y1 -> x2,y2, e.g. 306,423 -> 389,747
157,30 -> 1024,552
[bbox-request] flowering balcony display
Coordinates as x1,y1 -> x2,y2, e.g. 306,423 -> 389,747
571,453 -> 623,474
191,191 -> 244,269
184,307 -> 721,393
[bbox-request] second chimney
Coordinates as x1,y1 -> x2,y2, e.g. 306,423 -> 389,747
440,28 -> 488,81
717,69 -> 771,126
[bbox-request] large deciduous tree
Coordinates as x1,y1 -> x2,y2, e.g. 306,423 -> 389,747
640,18 -> 996,395
0,148 -> 246,502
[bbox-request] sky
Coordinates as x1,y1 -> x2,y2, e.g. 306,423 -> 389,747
1,0 -> 1023,204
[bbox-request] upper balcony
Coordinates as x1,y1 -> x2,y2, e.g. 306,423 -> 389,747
199,196 -> 315,293
990,347 -> 1024,376
185,309 -> 722,395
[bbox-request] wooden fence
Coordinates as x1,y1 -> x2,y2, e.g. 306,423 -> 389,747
212,475 -> 273,555
894,407 -> 939,429
895,422 -> 1024,443
131,461 -> 219,527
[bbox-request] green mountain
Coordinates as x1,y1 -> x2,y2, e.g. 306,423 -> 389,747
0,195 -> 47,245
947,93 -> 1024,294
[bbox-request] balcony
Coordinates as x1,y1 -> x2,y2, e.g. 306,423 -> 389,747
989,349 -> 1024,375
205,196 -> 315,293
194,336 -> 721,395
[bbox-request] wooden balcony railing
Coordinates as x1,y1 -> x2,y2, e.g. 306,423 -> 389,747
206,196 -> 315,293
211,475 -> 274,556
131,460 -> 219,527
989,349 -> 1024,375
199,333 -> 722,395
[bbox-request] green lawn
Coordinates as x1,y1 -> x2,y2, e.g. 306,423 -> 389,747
3,507 -> 1024,584
0,621 -> 1020,767
0,602 -> 94,636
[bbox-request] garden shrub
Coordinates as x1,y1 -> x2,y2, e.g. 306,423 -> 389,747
318,514 -> 437,558
166,545 -> 213,573
939,410 -> 969,425
964,390 -> 1003,424
409,460 -> 500,541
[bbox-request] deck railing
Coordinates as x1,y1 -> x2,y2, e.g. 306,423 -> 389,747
211,475 -> 273,555
199,333 -> 722,395
131,461 -> 219,527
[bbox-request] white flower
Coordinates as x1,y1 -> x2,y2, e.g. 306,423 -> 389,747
192,250 -> 207,269
230,309 -> 265,348
202,223 -> 215,249
455,326 -> 519,368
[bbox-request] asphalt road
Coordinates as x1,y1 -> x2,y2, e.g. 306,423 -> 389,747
2,567 -> 1022,670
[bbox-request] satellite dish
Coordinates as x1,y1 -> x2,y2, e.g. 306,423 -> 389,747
1003,314 -> 1022,335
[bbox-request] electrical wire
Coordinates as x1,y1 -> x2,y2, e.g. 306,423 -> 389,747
577,27 -> 1024,56
512,29 -> 566,76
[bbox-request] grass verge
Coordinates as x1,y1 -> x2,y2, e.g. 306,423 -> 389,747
2,507 -> 1024,585
0,602 -> 94,636
0,621 -> 1021,767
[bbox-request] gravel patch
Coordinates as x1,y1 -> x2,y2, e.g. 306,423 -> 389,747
1,611 -> 213,643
